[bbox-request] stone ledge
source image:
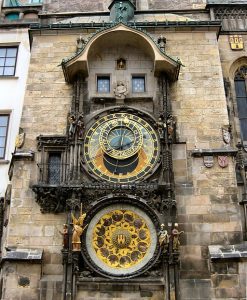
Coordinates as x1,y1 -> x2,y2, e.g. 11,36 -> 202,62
8,150 -> 35,180
12,150 -> 35,160
209,243 -> 247,260
0,160 -> 9,165
77,278 -> 164,292
2,247 -> 43,262
191,148 -> 238,157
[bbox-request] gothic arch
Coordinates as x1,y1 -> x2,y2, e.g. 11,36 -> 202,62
229,56 -> 247,79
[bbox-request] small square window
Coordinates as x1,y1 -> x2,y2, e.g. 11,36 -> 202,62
132,76 -> 145,93
0,47 -> 18,76
97,76 -> 110,93
0,115 -> 10,159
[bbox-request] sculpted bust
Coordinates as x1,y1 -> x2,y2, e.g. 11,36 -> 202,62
114,81 -> 128,100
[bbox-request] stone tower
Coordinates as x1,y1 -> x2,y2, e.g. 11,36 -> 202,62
1,0 -> 247,299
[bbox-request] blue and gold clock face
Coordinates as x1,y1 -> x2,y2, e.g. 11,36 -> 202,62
84,113 -> 160,183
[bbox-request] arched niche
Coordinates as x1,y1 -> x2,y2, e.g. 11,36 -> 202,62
229,56 -> 247,79
62,23 -> 181,83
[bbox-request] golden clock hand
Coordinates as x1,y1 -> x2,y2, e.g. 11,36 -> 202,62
113,158 -> 120,174
113,128 -> 128,173
119,127 -> 128,150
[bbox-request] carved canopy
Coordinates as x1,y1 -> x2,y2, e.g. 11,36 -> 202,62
62,23 -> 181,83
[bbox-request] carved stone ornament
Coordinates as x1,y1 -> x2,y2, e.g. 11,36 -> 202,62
113,81 -> 128,100
203,155 -> 214,168
222,127 -> 231,144
218,156 -> 229,168
15,131 -> 25,149
76,36 -> 86,52
157,35 -> 166,52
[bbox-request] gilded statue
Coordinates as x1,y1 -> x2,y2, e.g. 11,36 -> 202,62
71,205 -> 87,251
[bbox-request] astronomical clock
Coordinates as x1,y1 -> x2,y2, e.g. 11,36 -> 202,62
34,93 -> 177,290
80,109 -> 162,278
83,112 -> 160,183
32,18 -> 180,300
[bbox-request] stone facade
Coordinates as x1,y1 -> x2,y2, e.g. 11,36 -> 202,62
1,1 -> 247,300
42,0 -> 206,13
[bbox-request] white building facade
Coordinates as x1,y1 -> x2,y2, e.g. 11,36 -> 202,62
0,27 -> 30,197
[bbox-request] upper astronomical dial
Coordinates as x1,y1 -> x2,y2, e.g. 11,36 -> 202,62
84,112 -> 160,183
99,116 -> 143,160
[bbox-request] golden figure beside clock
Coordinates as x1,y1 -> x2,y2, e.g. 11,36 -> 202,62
84,112 -> 160,183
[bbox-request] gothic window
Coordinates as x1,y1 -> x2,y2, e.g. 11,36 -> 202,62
97,75 -> 110,93
48,153 -> 61,185
132,75 -> 145,93
0,47 -> 18,76
0,115 -> 9,159
234,65 -> 247,140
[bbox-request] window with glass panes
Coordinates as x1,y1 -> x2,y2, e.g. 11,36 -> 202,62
0,115 -> 9,159
97,76 -> 110,93
234,66 -> 247,140
48,153 -> 61,185
132,76 -> 145,93
0,47 -> 18,76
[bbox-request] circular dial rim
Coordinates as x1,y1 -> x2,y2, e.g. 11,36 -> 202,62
83,112 -> 160,183
85,204 -> 157,277
99,117 -> 143,160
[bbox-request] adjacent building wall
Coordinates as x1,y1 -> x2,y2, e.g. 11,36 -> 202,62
0,28 -> 30,197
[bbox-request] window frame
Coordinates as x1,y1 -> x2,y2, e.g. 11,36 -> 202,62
0,46 -> 18,77
48,152 -> 62,185
96,75 -> 111,93
234,65 -> 247,141
132,75 -> 146,93
0,114 -> 10,160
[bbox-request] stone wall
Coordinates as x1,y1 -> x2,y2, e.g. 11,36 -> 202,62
2,24 -> 246,299
1,263 -> 41,300
42,0 -> 206,13
162,29 -> 244,298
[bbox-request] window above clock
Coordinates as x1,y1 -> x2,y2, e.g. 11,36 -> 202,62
97,75 -> 110,93
132,75 -> 145,93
